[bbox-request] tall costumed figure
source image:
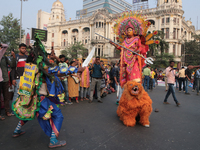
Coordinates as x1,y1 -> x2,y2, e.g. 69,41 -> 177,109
110,11 -> 159,127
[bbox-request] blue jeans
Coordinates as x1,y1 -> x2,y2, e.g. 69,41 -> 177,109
164,84 -> 178,103
196,78 -> 200,94
152,78 -> 155,88
12,79 -> 20,113
143,76 -> 150,90
62,80 -> 70,103
185,79 -> 189,93
116,85 -> 123,102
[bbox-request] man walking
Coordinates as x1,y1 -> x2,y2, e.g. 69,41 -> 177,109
143,65 -> 151,91
163,61 -> 180,106
10,43 -> 27,111
89,56 -> 105,103
178,66 -> 186,92
185,65 -> 192,95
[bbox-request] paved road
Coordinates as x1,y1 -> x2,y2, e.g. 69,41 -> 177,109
0,86 -> 200,150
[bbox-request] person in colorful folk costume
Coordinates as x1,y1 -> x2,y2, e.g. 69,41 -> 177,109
12,35 -> 66,148
110,12 -> 159,87
67,61 -> 80,103
80,59 -> 90,101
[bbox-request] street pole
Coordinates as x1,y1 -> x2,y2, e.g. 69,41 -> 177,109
20,0 -> 22,44
19,0 -> 27,44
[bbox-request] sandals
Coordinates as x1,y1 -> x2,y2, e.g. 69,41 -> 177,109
0,116 -> 5,121
49,140 -> 66,148
12,130 -> 25,138
80,98 -> 83,101
76,100 -> 79,103
84,98 -> 89,100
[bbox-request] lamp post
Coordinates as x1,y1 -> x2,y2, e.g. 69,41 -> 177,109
20,0 -> 28,44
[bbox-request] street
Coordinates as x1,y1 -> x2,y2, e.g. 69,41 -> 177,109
0,86 -> 200,150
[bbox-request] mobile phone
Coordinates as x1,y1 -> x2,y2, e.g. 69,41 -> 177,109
12,49 -> 15,52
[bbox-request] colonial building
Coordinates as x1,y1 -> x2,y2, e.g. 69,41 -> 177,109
37,0 -> 196,62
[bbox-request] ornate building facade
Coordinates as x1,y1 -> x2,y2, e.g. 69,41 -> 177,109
37,0 -> 196,62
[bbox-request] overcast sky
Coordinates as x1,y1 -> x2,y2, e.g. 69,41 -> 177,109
0,0 -> 199,34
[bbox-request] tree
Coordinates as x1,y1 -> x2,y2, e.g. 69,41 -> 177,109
0,13 -> 24,55
184,40 -> 200,66
61,42 -> 88,61
147,30 -> 174,68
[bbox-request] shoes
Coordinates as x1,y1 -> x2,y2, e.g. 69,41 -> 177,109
184,91 -> 185,93
197,93 -> 199,96
163,102 -> 170,104
88,100 -> 93,103
0,115 -> 5,121
49,140 -> 66,148
192,89 -> 195,92
76,100 -> 79,103
179,91 -> 181,92
12,130 -> 25,138
65,102 -> 73,105
116,101 -> 119,105
98,100 -> 103,103
176,102 -> 180,106
185,93 -> 190,95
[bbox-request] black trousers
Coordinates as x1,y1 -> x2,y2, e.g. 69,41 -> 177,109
179,78 -> 185,91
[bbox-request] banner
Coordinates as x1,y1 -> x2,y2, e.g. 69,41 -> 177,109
19,63 -> 37,96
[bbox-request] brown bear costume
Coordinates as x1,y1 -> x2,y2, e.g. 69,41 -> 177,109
117,81 -> 152,127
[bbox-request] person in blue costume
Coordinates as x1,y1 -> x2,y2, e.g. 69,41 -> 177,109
12,35 -> 86,148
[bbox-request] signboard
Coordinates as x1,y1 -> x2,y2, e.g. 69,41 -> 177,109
31,28 -> 48,42
133,0 -> 148,3
19,63 -> 37,97
76,9 -> 87,17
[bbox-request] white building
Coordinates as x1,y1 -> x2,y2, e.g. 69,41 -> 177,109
36,10 -> 50,30
37,0 -> 197,62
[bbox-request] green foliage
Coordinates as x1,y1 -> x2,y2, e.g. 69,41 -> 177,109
147,30 -> 174,68
184,40 -> 200,66
61,42 -> 88,61
0,13 -> 24,55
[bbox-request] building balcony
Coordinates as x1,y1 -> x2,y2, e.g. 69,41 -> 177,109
91,39 -> 106,44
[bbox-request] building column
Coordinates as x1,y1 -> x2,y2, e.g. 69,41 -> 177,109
90,24 -> 92,40
169,15 -> 174,39
68,28 -> 71,44
169,43 -> 173,54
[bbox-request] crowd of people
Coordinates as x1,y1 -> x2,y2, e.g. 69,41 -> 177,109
0,43 -> 123,120
142,61 -> 200,106
0,42 -> 199,120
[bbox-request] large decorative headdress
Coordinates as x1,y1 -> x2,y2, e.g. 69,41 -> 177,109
113,11 -> 159,45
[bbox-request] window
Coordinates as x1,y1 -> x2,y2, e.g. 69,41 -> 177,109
173,28 -> 176,39
85,39 -> 87,44
166,28 -> 169,39
51,42 -> 54,48
52,33 -> 54,38
177,18 -> 179,24
166,17 -> 170,23
165,0 -> 168,3
162,18 -> 165,24
173,18 -> 176,24
64,39 -> 66,46
161,28 -> 164,34
96,22 -> 98,28
173,45 -> 176,56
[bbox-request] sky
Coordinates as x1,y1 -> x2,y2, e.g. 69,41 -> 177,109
0,0 -> 199,34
